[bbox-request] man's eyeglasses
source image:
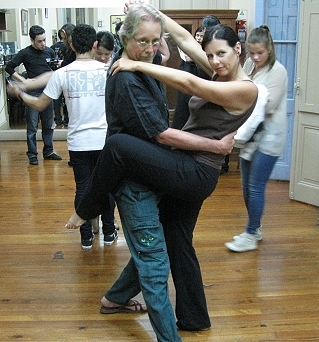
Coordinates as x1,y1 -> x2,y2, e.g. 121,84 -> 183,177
133,37 -> 161,49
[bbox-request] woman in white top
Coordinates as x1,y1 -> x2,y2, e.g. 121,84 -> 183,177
225,25 -> 288,252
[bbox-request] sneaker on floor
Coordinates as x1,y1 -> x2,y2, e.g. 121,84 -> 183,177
92,216 -> 100,234
104,229 -> 118,246
225,232 -> 257,252
81,235 -> 95,250
44,153 -> 62,160
29,157 -> 38,165
233,226 -> 263,241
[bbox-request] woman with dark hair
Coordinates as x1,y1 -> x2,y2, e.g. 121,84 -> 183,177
225,25 -> 288,252
202,14 -> 220,31
94,31 -> 115,66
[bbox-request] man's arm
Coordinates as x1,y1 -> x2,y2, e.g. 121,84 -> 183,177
9,72 -> 54,92
9,72 -> 26,83
23,72 -> 54,91
20,91 -> 52,112
156,128 -> 235,155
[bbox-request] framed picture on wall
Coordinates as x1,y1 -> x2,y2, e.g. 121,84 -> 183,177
21,9 -> 28,36
110,15 -> 126,34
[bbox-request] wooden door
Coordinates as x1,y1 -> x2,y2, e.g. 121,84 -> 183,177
289,0 -> 319,207
260,0 -> 299,180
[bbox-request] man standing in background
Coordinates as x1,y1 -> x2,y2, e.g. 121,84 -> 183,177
5,25 -> 62,165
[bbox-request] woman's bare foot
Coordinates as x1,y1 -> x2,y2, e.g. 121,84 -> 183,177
65,212 -> 86,229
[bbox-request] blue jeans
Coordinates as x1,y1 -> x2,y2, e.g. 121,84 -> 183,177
105,182 -> 181,342
26,90 -> 54,159
69,150 -> 116,240
240,150 -> 279,234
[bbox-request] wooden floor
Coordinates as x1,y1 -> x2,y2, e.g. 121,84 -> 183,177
0,140 -> 319,342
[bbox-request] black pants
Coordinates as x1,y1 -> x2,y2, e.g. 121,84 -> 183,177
160,195 -> 211,330
77,134 -> 219,220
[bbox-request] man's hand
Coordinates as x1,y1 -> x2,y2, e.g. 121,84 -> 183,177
217,132 -> 236,155
6,82 -> 23,99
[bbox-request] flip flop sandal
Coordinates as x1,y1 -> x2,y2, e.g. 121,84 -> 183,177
100,299 -> 147,314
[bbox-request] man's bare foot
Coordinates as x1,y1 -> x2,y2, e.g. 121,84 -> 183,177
65,212 -> 86,229
100,296 -> 147,313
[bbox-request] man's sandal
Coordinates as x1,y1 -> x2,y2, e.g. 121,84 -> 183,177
100,299 -> 147,314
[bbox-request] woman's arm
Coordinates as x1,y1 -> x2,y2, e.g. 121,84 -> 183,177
161,13 -> 213,76
124,2 -> 212,76
111,58 -> 257,113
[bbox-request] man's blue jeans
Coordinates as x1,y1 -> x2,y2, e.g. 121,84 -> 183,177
105,182 -> 181,342
240,150 -> 278,234
26,90 -> 54,159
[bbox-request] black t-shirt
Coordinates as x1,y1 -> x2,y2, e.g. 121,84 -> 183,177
60,48 -> 76,68
106,49 -> 169,143
50,41 -> 68,60
5,45 -> 55,78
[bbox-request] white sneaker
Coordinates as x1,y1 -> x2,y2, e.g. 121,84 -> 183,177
225,232 -> 257,252
255,226 -> 263,241
233,226 -> 263,241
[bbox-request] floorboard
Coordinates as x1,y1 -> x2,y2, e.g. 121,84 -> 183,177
0,141 -> 318,341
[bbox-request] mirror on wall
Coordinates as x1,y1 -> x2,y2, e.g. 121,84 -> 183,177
1,7 -> 123,131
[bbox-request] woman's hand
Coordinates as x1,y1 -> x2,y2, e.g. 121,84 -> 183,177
217,132 -> 236,155
124,2 -> 133,14
110,58 -> 139,75
65,212 -> 86,229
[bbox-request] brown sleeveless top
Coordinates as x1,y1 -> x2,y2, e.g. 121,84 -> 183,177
182,84 -> 257,170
